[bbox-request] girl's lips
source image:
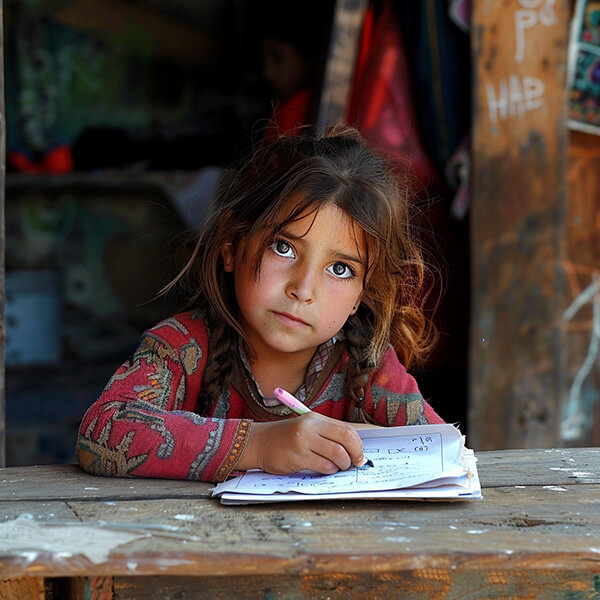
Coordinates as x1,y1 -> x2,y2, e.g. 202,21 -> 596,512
273,311 -> 310,328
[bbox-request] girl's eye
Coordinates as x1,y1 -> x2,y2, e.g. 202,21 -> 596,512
271,239 -> 295,258
327,262 -> 354,279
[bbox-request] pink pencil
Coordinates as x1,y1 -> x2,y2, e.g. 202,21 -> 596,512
273,387 -> 312,415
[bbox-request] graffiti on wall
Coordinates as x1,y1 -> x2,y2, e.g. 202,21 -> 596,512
561,261 -> 600,441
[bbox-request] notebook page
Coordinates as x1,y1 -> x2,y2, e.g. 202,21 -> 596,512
213,424 -> 465,496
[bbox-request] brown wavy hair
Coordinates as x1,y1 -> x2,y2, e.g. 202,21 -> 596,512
171,125 -> 438,416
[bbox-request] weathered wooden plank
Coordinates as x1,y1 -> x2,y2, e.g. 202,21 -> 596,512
470,0 -> 569,449
0,464 -> 214,502
3,548 -> 600,583
0,577 -> 44,600
67,486 -> 600,562
5,568 -> 600,600
1,448 -> 599,503
114,575 -> 301,600
1,483 -> 599,580
316,0 -> 368,133
476,447 -> 600,487
563,130 -> 600,445
0,500 -> 77,521
112,570 -> 600,600
0,454 -> 598,594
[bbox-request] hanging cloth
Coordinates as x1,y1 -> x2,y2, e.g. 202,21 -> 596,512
346,0 -> 441,189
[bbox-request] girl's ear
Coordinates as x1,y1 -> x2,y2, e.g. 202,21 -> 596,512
350,294 -> 363,315
221,243 -> 235,272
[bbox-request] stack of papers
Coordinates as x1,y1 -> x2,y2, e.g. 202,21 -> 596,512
213,424 -> 482,505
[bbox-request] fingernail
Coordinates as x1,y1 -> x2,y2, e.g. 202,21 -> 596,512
358,456 -> 367,467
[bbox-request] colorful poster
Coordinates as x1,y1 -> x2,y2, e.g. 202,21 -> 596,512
568,0 -> 600,134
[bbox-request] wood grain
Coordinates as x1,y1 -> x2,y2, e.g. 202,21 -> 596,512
0,464 -> 214,502
3,448 -> 599,503
111,570 -> 600,600
470,0 -> 569,449
1,451 -> 599,599
316,0 -> 368,132
0,578 -> 44,600
1,484 -> 599,578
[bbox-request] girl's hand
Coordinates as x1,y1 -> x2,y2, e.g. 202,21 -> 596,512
237,413 -> 366,475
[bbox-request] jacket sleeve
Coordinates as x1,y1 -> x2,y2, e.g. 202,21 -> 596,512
362,346 -> 445,426
76,316 -> 251,483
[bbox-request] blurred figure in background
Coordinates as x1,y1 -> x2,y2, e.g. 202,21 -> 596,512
257,0 -> 335,139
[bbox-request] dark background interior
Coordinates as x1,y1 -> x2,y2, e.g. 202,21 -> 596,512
3,0 -> 471,465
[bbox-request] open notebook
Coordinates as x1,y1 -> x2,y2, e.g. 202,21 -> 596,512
212,424 -> 482,505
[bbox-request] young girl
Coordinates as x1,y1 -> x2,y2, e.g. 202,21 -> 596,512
77,125 -> 444,483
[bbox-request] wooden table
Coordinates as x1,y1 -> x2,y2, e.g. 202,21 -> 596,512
1,448 -> 599,599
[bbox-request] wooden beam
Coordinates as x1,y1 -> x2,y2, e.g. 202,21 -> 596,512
109,570 -> 600,600
469,1 -> 569,449
316,0 -> 368,134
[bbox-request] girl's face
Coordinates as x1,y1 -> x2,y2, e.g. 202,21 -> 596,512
222,200 -> 367,366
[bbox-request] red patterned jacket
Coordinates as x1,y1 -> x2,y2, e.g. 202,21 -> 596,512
77,311 -> 444,483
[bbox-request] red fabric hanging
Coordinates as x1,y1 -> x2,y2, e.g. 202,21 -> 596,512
347,1 -> 441,189
264,88 -> 312,141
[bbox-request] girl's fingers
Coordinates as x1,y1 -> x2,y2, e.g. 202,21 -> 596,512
315,420 -> 365,468
308,435 -> 352,472
308,450 -> 342,475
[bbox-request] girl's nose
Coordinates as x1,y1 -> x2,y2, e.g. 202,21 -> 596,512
286,265 -> 316,303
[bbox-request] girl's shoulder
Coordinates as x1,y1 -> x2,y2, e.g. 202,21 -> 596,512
144,310 -> 210,351
369,345 -> 420,394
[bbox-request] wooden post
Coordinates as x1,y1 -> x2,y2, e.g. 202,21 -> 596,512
469,1 -> 569,449
0,0 -> 6,467
315,0 -> 367,134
